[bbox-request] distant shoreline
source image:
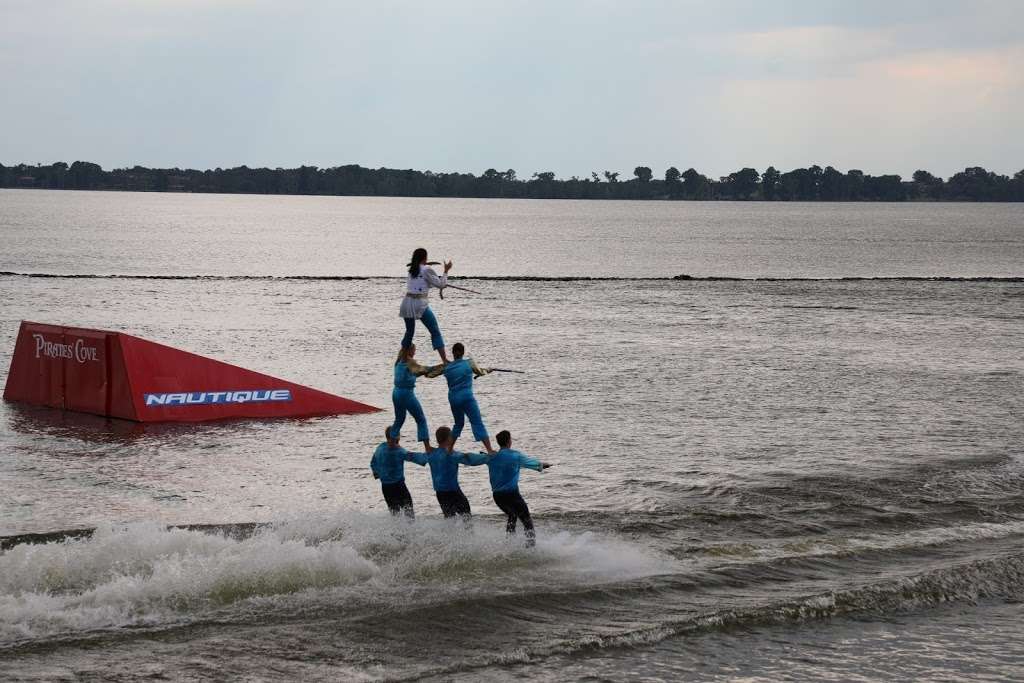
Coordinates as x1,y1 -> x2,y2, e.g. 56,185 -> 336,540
3,161 -> 1022,202
2,272 -> 1021,283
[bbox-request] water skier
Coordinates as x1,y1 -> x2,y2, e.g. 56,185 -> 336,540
389,343 -> 442,451
401,247 -> 452,363
486,430 -> 551,547
370,427 -> 429,518
426,426 -> 489,518
443,342 -> 496,454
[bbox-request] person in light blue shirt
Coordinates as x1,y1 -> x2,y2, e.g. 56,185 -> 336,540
425,425 -> 489,518
443,342 -> 496,454
486,430 -> 552,547
389,344 -> 442,451
370,427 -> 429,518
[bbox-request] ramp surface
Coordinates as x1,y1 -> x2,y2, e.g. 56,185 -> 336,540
3,321 -> 378,422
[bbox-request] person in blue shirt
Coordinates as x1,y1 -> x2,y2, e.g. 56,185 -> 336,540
443,342 -> 496,454
389,343 -> 442,451
370,427 -> 429,518
426,425 -> 489,518
487,430 -> 552,547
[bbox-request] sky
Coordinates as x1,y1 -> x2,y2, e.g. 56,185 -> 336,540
1,0 -> 1022,179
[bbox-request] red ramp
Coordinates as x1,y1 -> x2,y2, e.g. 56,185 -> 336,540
3,321 -> 379,422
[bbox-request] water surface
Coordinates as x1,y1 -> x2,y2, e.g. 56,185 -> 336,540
0,190 -> 1022,680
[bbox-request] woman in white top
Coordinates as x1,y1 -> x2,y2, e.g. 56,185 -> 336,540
401,247 -> 452,363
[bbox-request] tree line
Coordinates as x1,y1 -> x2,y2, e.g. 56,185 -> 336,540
2,161 -> 1022,201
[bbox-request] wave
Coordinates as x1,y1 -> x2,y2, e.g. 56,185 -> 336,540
0,515 -> 670,648
403,550 -> 1024,681
685,519 -> 1024,562
1,271 -> 1021,283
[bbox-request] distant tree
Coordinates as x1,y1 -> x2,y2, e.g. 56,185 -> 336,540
845,169 -> 865,200
946,166 -> 1009,201
819,166 -> 844,200
775,166 -> 820,200
664,166 -> 682,198
681,168 -> 711,199
911,170 -> 942,200
807,165 -> 823,199
480,168 -> 505,197
761,166 -> 780,200
866,174 -> 903,201
727,167 -> 759,199
68,160 -> 104,190
3,158 -> 1017,202
297,165 -> 318,194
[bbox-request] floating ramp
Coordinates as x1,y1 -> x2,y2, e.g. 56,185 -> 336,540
3,321 -> 378,422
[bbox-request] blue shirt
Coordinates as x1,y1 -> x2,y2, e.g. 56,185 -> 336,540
486,448 -> 543,492
443,357 -> 488,399
370,442 -> 428,485
393,361 -> 419,390
426,446 -> 489,492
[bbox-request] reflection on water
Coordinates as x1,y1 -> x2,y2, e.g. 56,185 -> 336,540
5,403 -> 148,444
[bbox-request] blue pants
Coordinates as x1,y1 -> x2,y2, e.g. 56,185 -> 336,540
450,392 -> 489,442
402,307 -> 444,350
390,388 -> 429,443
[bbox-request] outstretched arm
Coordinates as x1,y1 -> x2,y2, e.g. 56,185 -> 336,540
469,357 -> 491,378
517,452 -> 548,472
407,357 -> 444,378
406,450 -> 429,466
422,362 -> 445,378
456,450 -> 491,466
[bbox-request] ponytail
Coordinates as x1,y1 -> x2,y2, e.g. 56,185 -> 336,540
408,248 -> 428,277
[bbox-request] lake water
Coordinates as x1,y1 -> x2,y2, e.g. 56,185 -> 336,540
1,189 -> 1023,681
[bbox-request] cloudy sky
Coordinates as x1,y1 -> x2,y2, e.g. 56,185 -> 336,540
2,0 -> 1021,178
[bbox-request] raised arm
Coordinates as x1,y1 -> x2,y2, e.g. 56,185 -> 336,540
422,266 -> 448,291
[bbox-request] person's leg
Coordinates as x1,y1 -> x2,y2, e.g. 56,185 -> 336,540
513,491 -> 536,547
450,397 -> 466,443
389,390 -> 408,440
464,396 -> 493,452
382,483 -> 402,515
406,392 -> 430,444
396,481 -> 415,520
401,317 -> 416,349
437,491 -> 457,518
419,307 -> 447,361
493,492 -> 518,534
454,489 -> 472,518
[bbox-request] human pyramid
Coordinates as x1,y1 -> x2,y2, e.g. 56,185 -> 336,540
370,248 -> 552,547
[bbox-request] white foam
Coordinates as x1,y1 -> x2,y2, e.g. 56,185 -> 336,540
0,515 -> 670,644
